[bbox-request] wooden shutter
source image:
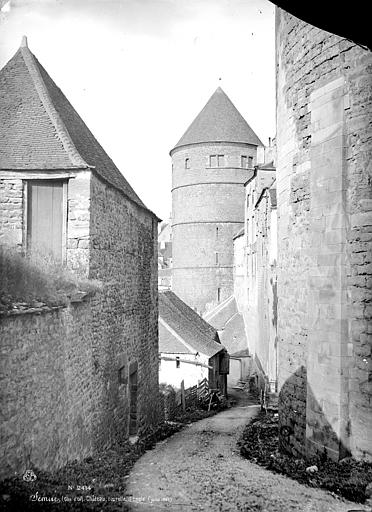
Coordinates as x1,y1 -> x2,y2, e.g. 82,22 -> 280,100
219,352 -> 230,374
27,180 -> 64,262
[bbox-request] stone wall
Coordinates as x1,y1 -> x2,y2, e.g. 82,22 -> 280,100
0,171 -> 160,478
171,143 -> 257,314
1,301 -> 97,479
0,179 -> 23,248
276,8 -> 372,460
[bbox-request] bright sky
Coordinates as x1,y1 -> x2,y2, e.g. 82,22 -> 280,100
0,0 -> 275,220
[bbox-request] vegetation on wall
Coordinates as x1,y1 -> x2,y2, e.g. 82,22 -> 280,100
0,245 -> 101,312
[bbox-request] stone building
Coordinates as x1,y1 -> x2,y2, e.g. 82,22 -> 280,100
0,38 -> 160,478
275,9 -> 372,460
242,162 -> 277,392
170,87 -> 263,314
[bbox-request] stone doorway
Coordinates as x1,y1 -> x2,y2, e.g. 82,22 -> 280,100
129,362 -> 138,436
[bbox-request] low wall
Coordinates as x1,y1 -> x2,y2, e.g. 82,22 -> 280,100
0,290 -> 160,480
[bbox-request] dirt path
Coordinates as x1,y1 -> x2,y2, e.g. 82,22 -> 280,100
126,391 -> 369,512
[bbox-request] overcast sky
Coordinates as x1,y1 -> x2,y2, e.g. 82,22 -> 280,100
0,0 -> 275,220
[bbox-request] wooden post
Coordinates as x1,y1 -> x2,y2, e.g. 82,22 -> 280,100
181,380 -> 186,411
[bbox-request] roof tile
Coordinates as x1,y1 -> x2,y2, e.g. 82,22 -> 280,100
171,87 -> 263,152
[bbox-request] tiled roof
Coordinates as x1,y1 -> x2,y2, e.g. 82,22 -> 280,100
159,290 -> 223,358
159,322 -> 192,354
0,40 -> 152,214
257,161 -> 275,170
171,87 -> 263,153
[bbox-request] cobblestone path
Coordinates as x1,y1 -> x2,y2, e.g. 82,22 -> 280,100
126,393 -> 369,512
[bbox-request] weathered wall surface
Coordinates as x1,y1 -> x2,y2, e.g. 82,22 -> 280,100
0,172 -> 160,478
89,174 -> 159,442
242,170 -> 277,392
0,302 -> 96,479
276,9 -> 372,459
0,179 -> 23,248
159,353 -> 209,389
172,143 -> 256,314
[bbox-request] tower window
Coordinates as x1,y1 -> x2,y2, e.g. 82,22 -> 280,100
185,158 -> 190,169
210,155 -> 217,167
209,155 -> 225,167
217,155 -> 225,167
241,155 -> 248,168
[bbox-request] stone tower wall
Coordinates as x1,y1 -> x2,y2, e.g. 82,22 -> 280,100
171,143 -> 257,313
276,8 -> 372,460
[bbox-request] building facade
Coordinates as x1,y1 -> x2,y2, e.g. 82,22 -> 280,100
170,87 -> 263,314
0,39 -> 160,478
242,163 -> 278,392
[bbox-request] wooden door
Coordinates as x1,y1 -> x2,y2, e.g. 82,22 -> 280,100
27,180 -> 64,262
129,369 -> 138,435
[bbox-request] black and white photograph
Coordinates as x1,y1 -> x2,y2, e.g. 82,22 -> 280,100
0,0 -> 371,510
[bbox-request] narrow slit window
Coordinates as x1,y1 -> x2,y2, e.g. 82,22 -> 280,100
185,158 -> 190,169
241,155 -> 248,168
215,252 -> 219,265
217,287 -> 221,302
176,357 -> 180,368
248,156 -> 253,168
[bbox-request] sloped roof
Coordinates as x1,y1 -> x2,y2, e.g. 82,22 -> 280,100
0,38 -> 153,215
204,296 -> 248,355
171,87 -> 263,153
257,161 -> 275,171
233,227 -> 245,240
159,290 -> 224,357
159,322 -> 192,354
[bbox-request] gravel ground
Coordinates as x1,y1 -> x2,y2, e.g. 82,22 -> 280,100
126,390 -> 371,512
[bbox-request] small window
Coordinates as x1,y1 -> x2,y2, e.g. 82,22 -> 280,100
209,155 -> 217,167
216,227 -> 219,239
217,287 -> 221,302
217,155 -> 225,167
176,357 -> 180,368
209,155 -> 224,167
215,252 -> 219,265
185,158 -> 190,169
248,156 -> 253,168
241,155 -> 248,168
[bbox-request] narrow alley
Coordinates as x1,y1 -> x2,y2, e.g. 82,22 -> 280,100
126,392 -> 367,512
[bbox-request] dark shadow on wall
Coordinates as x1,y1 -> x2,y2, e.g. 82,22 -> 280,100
278,365 -> 351,461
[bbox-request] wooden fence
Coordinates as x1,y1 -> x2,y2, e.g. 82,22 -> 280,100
160,378 -> 209,420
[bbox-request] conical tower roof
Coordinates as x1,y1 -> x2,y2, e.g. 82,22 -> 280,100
171,87 -> 263,154
0,37 -> 151,213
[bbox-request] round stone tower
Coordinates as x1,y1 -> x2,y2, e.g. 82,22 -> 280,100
170,87 -> 263,314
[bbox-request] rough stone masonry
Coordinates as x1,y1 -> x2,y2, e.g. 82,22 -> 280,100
276,8 -> 372,460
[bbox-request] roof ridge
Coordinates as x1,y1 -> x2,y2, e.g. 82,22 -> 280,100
20,47 -> 89,169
